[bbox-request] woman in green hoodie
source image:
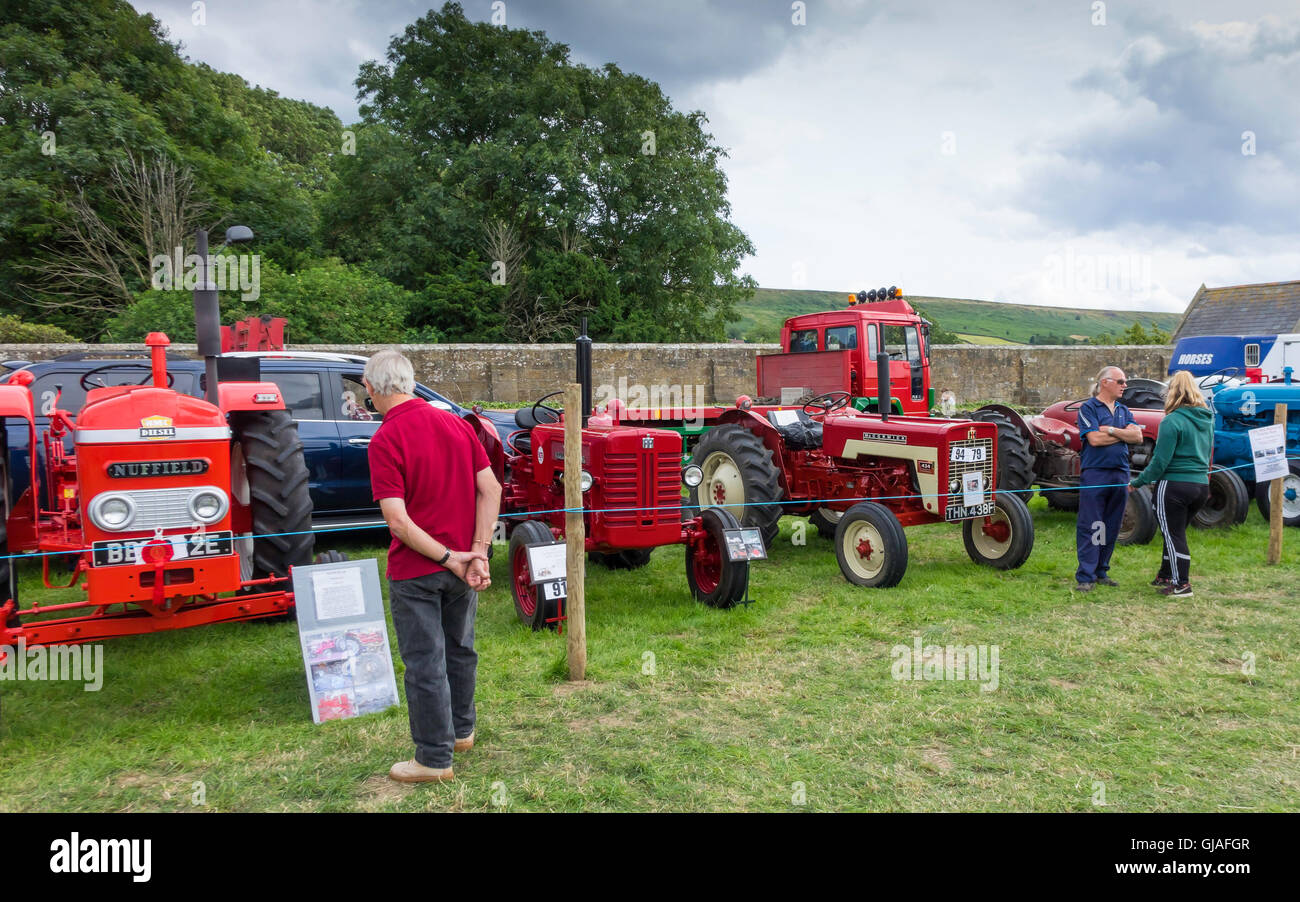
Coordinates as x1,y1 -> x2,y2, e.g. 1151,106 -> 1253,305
1130,370 -> 1215,597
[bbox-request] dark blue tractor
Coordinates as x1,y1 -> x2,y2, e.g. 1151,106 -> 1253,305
1207,369 -> 1300,527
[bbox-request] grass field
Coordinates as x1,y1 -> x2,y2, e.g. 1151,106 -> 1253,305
1,500 -> 1296,812
731,288 -> 1183,345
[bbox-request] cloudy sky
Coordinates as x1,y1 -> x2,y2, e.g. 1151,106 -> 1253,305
132,0 -> 1300,313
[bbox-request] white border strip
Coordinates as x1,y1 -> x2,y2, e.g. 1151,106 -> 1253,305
76,427 -> 231,443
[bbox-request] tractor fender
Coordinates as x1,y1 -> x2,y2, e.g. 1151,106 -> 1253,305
0,383 -> 35,423
973,404 -> 1035,444
462,411 -> 506,484
710,407 -> 794,499
218,381 -> 288,413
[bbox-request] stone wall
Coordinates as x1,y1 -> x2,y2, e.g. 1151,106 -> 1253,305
0,342 -> 1172,408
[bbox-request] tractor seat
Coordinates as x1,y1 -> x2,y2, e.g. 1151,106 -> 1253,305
514,406 -> 559,430
1027,414 -> 1072,446
767,409 -> 823,450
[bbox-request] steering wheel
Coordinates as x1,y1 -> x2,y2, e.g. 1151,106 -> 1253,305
802,391 -> 851,417
530,390 -> 564,426
1198,367 -> 1239,390
79,363 -> 174,392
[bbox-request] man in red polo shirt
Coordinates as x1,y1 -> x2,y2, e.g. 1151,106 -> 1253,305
363,350 -> 501,784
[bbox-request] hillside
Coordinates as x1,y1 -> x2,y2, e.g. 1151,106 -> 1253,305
731,288 -> 1183,344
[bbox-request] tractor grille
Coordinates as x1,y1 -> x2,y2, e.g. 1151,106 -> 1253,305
106,487 -> 205,532
602,450 -> 682,528
948,437 -> 995,498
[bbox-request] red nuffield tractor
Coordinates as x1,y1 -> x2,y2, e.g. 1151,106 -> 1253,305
0,227 -> 315,648
460,328 -> 751,628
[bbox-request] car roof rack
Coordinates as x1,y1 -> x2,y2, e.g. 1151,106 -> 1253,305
223,350 -> 370,364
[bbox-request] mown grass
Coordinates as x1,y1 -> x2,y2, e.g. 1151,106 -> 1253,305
1,498 -> 1296,812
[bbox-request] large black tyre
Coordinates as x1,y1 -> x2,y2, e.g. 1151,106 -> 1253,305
1118,486 -> 1156,546
589,548 -> 654,570
967,409 -> 1035,494
834,501 -> 908,588
508,520 -> 559,630
685,507 -> 749,608
962,492 -> 1034,570
229,410 -> 315,580
688,423 -> 784,548
1044,488 -> 1079,511
809,507 -> 842,540
1254,461 -> 1300,527
1193,467 -> 1248,529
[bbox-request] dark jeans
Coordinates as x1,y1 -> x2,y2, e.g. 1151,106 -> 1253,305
1076,467 -> 1129,584
388,570 -> 478,769
1154,480 -> 1209,585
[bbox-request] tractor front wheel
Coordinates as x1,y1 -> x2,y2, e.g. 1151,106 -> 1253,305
962,492 -> 1034,569
688,424 -> 784,548
1254,461 -> 1300,527
1193,467 -> 1248,529
685,507 -> 749,608
509,520 -> 559,630
229,410 -> 315,581
834,502 -> 908,588
1118,486 -> 1156,546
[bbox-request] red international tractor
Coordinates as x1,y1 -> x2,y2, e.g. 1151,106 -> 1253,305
0,227 -> 316,648
460,327 -> 751,629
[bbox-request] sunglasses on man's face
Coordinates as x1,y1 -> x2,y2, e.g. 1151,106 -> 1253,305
1107,378 -> 1127,385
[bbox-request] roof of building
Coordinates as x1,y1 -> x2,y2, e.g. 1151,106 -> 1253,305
1174,280 -> 1300,341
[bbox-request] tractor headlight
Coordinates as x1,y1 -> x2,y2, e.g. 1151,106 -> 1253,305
580,470 -> 593,492
682,465 -> 704,487
949,477 -> 962,495
188,488 -> 229,524
89,493 -> 136,531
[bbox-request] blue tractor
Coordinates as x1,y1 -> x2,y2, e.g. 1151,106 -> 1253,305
1206,368 -> 1300,527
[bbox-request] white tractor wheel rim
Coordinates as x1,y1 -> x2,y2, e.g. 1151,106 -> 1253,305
1282,475 -> 1300,519
700,451 -> 746,519
843,521 -> 886,579
971,508 -> 1012,558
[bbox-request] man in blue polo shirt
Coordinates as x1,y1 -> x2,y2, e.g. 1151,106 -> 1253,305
1075,366 -> 1145,591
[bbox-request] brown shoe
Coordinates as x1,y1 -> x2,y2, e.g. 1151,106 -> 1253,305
454,731 -> 475,753
388,759 -> 454,783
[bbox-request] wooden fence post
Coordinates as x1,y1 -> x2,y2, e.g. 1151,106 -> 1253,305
1267,403 -> 1286,565
563,382 -> 587,679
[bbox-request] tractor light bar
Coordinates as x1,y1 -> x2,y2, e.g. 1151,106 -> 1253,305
188,488 -> 230,525
682,465 -> 704,488
88,493 -> 138,531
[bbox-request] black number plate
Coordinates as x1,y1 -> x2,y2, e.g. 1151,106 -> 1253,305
944,501 -> 995,522
92,531 -> 234,567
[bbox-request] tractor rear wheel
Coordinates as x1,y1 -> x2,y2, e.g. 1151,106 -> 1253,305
509,520 -> 559,630
1254,461 -> 1300,527
809,507 -> 842,540
962,492 -> 1034,570
590,548 -> 654,570
1193,467 -> 1248,529
685,507 -> 749,608
229,410 -> 315,581
1044,488 -> 1079,511
834,502 -> 908,588
1118,486 -> 1156,546
967,410 -> 1035,494
688,423 -> 784,548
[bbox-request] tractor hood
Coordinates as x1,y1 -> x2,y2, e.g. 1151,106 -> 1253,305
75,386 -> 229,444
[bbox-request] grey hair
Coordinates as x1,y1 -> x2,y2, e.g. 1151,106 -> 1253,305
1092,365 -> 1118,397
364,349 -> 415,396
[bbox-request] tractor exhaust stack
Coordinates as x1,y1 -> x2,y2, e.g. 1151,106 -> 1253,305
876,352 -> 892,420
576,317 -> 592,427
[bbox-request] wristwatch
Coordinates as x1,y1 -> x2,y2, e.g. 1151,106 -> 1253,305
1106,426 -> 1115,436
436,549 -> 451,566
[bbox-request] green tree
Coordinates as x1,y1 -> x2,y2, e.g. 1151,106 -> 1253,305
1093,321 -> 1172,345
326,2 -> 754,341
